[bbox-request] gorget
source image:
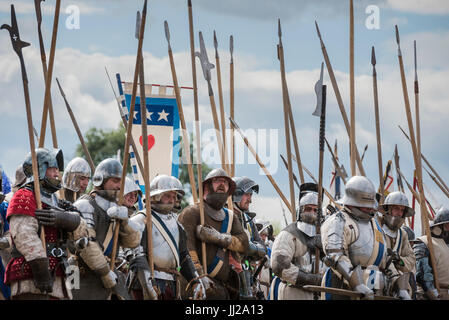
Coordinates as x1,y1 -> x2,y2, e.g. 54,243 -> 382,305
383,224 -> 398,239
297,221 -> 316,237
95,194 -> 116,212
204,202 -> 225,222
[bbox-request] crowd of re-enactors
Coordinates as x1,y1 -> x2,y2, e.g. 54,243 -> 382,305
0,147 -> 446,300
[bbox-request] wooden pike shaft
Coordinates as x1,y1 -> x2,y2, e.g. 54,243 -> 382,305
166,32 -> 199,203
110,0 -> 147,270
230,36 -> 235,177
414,41 -> 422,179
214,32 -> 231,176
23,60 -> 46,250
278,22 -> 296,221
231,117 -> 293,214
138,55 -> 154,276
55,78 -> 95,173
425,168 -> 449,199
35,1 -> 58,149
38,0 -> 60,148
315,21 -> 366,176
395,25 -> 439,290
188,0 -> 207,274
349,0 -> 356,176
371,47 -> 384,198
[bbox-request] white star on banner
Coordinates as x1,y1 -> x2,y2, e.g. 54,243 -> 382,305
147,112 -> 153,122
157,109 -> 169,122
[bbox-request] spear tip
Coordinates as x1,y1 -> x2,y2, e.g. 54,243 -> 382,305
143,0 -> 148,14
278,18 -> 282,38
188,0 -> 192,7
164,20 -> 170,44
315,20 -> 322,40
371,46 -> 376,66
395,25 -> 400,45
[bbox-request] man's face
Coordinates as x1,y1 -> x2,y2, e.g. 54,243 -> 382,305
239,193 -> 252,211
211,177 -> 229,194
45,167 -> 60,180
78,176 -> 90,193
160,191 -> 177,205
390,205 -> 406,217
444,223 -> 449,232
303,204 -> 318,215
124,191 -> 138,207
103,177 -> 121,190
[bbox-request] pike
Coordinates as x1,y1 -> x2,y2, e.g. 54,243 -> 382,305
424,167 -> 449,199
34,0 -> 58,149
196,31 -> 235,214
38,0 -> 61,148
188,0 -> 207,273
395,25 -> 439,290
394,145 -> 405,193
372,46 -> 384,197
278,19 -> 296,221
230,117 -> 293,214
349,0 -> 357,177
213,31 -> 230,175
398,125 -> 449,195
315,21 -> 366,176
303,285 -> 398,300
312,64 -> 327,282
360,144 -> 368,163
229,35 -> 235,177
279,21 -> 305,186
2,4 -> 46,248
165,21 -> 198,203
196,31 -> 227,172
110,0 -> 148,271
136,9 -> 154,275
55,78 -> 95,173
414,40 -> 422,179
324,137 -> 347,184
105,68 -> 145,177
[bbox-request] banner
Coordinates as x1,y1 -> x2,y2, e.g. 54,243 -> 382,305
117,74 -> 181,195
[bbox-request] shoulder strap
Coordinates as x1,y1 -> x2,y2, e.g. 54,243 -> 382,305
367,218 -> 386,267
207,208 -> 232,277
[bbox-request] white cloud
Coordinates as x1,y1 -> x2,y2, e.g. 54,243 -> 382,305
0,1 -> 105,16
386,0 -> 449,15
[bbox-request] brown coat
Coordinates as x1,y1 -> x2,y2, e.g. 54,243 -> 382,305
178,201 -> 248,283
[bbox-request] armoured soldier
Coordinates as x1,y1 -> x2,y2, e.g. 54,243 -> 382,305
413,207 -> 449,300
320,176 -> 387,300
231,176 -> 266,299
71,158 -> 142,300
0,169 -> 11,299
5,148 -> 83,299
178,168 -> 249,299
379,191 -> 416,299
269,183 -> 324,300
61,157 -> 91,203
126,175 -> 205,300
254,219 -> 274,299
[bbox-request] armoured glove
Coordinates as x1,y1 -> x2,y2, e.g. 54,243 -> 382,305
397,289 -> 412,300
28,257 -> 53,294
387,248 -> 404,267
426,288 -> 440,300
35,209 -> 81,232
196,225 -> 232,248
354,283 -> 374,300
139,269 -> 158,300
192,278 -> 207,300
0,236 -> 10,250
311,235 -> 322,250
295,269 -> 322,287
107,206 -> 129,221
101,270 -> 118,289
247,242 -> 267,259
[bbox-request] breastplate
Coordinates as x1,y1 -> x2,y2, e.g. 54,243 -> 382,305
349,220 -> 375,267
152,212 -> 179,271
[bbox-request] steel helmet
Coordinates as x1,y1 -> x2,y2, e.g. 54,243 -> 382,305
382,191 -> 415,218
338,176 -> 377,209
149,174 -> 184,198
202,168 -> 236,196
62,157 -> 91,192
92,158 -> 122,188
232,176 -> 259,203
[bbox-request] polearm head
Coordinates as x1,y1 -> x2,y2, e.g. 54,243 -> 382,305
229,116 -> 239,131
213,30 -> 219,59
188,0 -> 192,7
230,35 -> 234,64
277,19 -> 282,60
313,62 -> 324,117
55,77 -> 67,101
371,46 -> 377,76
280,154 -> 300,189
135,11 -> 141,40
315,21 -> 324,43
414,40 -> 419,92
395,25 -> 402,56
195,31 -> 215,95
1,5 -> 31,58
34,0 -> 45,26
164,20 -> 171,50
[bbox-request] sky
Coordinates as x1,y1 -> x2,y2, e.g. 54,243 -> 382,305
1,0 -> 449,236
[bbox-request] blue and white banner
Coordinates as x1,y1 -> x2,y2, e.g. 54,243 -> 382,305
116,74 -> 181,195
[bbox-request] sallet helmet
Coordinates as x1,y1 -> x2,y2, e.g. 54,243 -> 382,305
92,158 -> 122,188
62,157 -> 91,192
232,176 -> 259,203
